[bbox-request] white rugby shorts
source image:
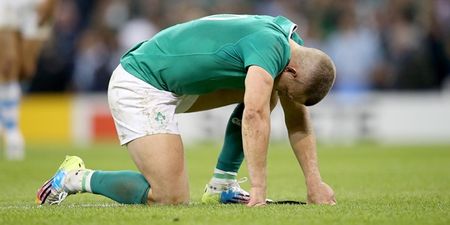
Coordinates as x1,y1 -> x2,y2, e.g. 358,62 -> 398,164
0,0 -> 51,39
108,64 -> 198,145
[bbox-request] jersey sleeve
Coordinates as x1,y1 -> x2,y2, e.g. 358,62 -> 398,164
236,31 -> 291,78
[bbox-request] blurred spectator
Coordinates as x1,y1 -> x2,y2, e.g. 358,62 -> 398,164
29,0 -> 82,92
72,28 -> 111,92
324,1 -> 382,95
29,0 -> 450,93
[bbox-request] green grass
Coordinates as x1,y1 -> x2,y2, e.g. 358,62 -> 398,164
0,142 -> 449,225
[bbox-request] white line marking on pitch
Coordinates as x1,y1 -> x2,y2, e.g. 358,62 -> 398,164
0,203 -> 122,209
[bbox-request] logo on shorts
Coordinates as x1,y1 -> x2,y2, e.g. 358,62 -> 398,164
155,112 -> 166,124
151,110 -> 169,130
145,109 -> 169,132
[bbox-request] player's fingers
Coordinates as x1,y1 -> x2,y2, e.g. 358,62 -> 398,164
321,198 -> 336,205
326,194 -> 337,205
330,198 -> 337,205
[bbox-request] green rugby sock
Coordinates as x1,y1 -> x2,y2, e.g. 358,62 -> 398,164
90,171 -> 150,204
216,103 -> 245,173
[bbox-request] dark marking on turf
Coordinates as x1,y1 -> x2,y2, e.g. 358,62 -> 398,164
268,200 -> 306,205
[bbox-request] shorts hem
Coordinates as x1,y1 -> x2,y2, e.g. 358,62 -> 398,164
120,131 -> 181,146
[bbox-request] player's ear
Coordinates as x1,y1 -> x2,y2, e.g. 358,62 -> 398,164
283,66 -> 297,77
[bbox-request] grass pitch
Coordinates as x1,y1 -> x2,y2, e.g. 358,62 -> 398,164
0,142 -> 449,225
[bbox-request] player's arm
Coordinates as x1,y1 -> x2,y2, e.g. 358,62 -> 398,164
242,66 -> 273,207
279,97 -> 336,205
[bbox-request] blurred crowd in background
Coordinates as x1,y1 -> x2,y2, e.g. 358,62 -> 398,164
29,0 -> 450,94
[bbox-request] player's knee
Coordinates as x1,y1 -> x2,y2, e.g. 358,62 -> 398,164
150,183 -> 190,205
163,194 -> 189,205
152,191 -> 189,205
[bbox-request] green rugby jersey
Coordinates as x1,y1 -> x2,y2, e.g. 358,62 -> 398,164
120,14 -> 304,95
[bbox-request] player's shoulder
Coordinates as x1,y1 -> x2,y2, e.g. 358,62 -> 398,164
236,27 -> 290,51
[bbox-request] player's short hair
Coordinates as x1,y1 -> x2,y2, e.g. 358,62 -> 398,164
303,52 -> 336,106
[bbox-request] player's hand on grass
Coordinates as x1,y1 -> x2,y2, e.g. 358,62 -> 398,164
247,187 -> 267,207
307,181 -> 336,205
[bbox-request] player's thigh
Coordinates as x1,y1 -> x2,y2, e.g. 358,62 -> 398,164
0,31 -> 20,81
127,134 -> 189,204
108,65 -> 189,203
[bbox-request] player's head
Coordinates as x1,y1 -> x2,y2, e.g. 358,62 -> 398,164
277,41 -> 336,106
